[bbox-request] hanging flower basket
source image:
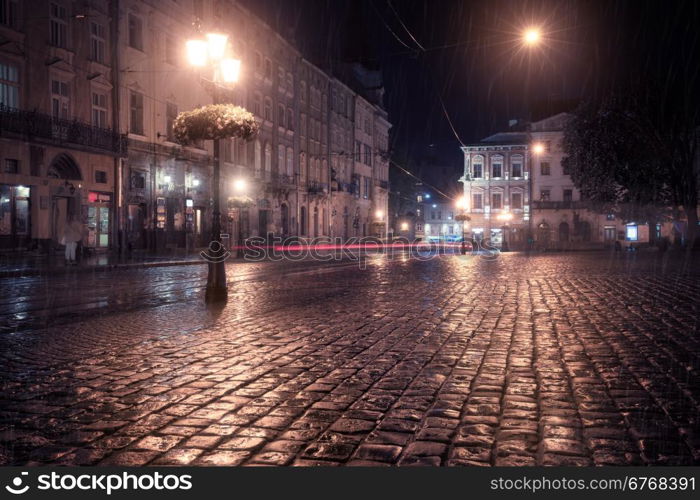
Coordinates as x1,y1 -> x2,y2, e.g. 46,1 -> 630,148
455,214 -> 471,222
173,104 -> 259,145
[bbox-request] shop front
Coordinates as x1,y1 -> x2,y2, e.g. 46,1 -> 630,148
0,184 -> 31,250
85,191 -> 112,250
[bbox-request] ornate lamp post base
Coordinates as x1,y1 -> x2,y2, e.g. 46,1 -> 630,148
205,259 -> 228,302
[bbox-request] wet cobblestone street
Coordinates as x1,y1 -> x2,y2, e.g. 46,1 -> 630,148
1,251 -> 699,466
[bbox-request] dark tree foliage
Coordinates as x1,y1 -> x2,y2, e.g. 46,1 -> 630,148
562,88 -> 699,244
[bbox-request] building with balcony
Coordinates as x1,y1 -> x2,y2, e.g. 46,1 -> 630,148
1,0 -> 392,254
0,0 -> 125,252
459,132 -> 531,249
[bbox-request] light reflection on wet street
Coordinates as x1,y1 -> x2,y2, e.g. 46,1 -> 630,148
0,251 -> 698,466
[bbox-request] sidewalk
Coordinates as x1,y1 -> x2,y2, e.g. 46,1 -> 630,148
0,249 -> 206,278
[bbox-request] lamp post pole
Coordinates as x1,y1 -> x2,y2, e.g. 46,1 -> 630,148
185,32 -> 241,303
205,88 -> 227,301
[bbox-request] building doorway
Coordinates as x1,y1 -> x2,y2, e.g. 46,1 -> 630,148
299,206 -> 307,236
559,222 -> 570,243
258,208 -> 270,238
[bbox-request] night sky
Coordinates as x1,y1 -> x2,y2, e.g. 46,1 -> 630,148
242,0 -> 700,168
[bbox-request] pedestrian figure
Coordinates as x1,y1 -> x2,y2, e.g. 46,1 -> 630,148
61,216 -> 84,265
614,240 -> 622,253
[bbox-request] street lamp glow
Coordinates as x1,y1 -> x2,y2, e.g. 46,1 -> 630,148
233,178 -> 247,193
455,196 -> 466,209
401,222 -> 409,231
532,142 -> 545,154
220,58 -> 241,83
163,175 -> 171,183
524,28 -> 540,46
186,39 -> 208,66
206,33 -> 229,61
375,210 -> 384,219
192,178 -> 200,187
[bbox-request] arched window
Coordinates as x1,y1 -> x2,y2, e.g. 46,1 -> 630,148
491,155 -> 504,178
472,156 -> 483,179
511,155 -> 523,178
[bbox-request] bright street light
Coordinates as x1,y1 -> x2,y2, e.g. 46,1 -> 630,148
205,33 -> 228,60
233,178 -> 247,193
455,196 -> 466,209
375,210 -> 384,219
523,28 -> 541,46
532,142 -> 545,155
186,39 -> 208,66
401,222 -> 409,231
220,58 -> 241,83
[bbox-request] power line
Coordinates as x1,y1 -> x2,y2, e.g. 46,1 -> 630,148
386,0 -> 426,52
389,159 -> 456,202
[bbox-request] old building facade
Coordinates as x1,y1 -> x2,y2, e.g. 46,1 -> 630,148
0,0 -> 125,252
460,132 -> 531,249
0,0 -> 391,255
459,113 -> 671,250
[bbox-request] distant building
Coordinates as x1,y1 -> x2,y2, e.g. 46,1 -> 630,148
459,113 -> 672,250
460,132 -> 530,249
421,201 -> 463,242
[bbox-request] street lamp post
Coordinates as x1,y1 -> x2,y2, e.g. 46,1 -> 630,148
186,33 -> 241,302
455,196 -> 471,254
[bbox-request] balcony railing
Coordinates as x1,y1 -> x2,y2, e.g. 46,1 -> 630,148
269,171 -> 295,187
0,105 -> 127,156
307,181 -> 329,194
532,200 -> 587,210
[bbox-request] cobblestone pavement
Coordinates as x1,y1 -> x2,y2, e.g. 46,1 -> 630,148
1,251 -> 699,466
